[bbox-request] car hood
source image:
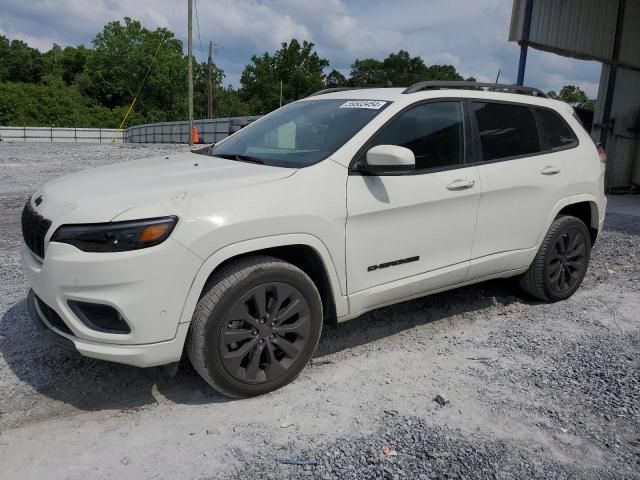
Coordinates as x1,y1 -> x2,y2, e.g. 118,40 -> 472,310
33,151 -> 296,224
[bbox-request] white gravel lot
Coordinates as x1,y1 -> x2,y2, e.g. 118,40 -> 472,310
0,143 -> 638,479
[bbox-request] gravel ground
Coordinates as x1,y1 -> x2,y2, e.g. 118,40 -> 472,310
0,143 -> 638,479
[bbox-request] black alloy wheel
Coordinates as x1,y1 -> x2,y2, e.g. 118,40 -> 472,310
518,215 -> 591,302
187,256 -> 323,398
546,226 -> 588,295
220,282 -> 312,384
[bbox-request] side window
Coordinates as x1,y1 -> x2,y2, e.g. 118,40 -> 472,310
536,108 -> 578,149
471,102 -> 541,161
370,101 -> 464,170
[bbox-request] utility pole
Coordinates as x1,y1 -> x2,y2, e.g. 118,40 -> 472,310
208,41 -> 213,118
188,0 -> 194,145
279,80 -> 283,108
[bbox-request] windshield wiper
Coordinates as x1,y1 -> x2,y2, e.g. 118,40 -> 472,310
214,153 -> 264,164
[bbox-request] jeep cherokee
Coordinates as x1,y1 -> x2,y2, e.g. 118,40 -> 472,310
21,81 -> 606,397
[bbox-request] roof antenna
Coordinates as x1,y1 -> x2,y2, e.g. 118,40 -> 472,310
495,69 -> 501,84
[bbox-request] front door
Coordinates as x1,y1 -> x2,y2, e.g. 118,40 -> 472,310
346,101 -> 481,311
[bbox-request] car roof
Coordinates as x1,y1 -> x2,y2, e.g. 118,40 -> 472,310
306,86 -> 571,113
307,88 -> 405,101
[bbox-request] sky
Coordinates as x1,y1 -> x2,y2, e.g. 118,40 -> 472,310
0,0 -> 602,97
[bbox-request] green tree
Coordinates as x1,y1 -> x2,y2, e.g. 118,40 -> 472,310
240,39 -> 329,113
61,46 -> 91,84
4,39 -> 44,83
558,85 -> 588,104
0,24 -> 482,128
547,85 -> 595,110
0,36 -> 10,81
0,79 -> 140,127
192,60 -> 225,119
40,44 -> 92,85
350,58 -> 387,86
325,69 -> 348,88
41,44 -> 64,80
216,85 -> 252,117
382,50 -> 431,85
423,64 -> 464,82
349,50 -> 464,87
85,17 -> 188,124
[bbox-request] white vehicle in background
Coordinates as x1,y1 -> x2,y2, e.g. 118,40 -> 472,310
21,81 -> 606,397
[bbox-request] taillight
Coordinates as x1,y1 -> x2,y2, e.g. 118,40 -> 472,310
596,143 -> 607,163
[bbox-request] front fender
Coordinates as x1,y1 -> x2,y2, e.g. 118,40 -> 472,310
177,233 -> 348,326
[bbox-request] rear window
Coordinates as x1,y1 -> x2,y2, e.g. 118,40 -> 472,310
471,102 -> 541,161
536,108 -> 578,149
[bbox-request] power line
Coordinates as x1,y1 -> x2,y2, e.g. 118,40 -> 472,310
194,0 -> 206,64
116,0 -> 180,131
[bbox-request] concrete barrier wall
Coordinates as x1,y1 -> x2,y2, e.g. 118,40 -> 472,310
123,116 -> 261,144
0,116 -> 261,145
0,126 -> 124,143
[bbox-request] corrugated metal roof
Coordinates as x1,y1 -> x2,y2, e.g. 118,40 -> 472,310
529,0 -> 617,62
620,0 -> 640,67
510,0 -> 640,69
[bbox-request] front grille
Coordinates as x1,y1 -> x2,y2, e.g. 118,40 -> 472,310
34,295 -> 73,336
21,201 -> 51,258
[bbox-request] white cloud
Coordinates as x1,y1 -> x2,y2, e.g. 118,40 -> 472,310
0,0 -> 601,96
0,26 -> 62,51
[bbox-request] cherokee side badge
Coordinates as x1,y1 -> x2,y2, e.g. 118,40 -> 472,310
368,256 -> 419,272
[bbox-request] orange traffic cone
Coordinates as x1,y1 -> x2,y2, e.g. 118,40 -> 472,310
192,126 -> 200,144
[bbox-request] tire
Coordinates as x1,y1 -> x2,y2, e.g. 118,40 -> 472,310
518,215 -> 591,302
186,255 -> 323,398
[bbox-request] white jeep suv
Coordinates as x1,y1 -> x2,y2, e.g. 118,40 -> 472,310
21,82 -> 606,397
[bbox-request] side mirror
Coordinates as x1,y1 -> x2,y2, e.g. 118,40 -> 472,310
363,145 -> 415,172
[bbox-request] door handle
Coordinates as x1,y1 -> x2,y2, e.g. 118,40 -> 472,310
446,179 -> 475,191
541,166 -> 561,175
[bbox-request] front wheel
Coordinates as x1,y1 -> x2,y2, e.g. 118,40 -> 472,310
518,215 -> 591,302
186,256 -> 323,398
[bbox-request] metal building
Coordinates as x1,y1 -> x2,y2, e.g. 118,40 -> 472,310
510,0 -> 640,190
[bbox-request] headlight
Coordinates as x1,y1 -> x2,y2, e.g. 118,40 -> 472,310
51,216 -> 178,252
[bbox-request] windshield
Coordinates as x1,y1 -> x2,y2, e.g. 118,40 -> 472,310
209,99 -> 389,168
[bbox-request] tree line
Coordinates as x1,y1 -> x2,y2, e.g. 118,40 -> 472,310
0,17 -> 594,129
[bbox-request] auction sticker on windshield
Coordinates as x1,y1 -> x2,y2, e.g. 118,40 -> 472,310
339,100 -> 387,109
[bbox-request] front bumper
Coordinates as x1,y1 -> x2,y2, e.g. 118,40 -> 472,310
26,290 -> 191,367
21,238 -> 202,367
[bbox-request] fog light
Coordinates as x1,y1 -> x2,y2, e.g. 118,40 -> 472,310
68,300 -> 131,334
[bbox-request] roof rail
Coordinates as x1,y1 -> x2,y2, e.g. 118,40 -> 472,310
308,87 -> 367,97
402,81 -> 547,98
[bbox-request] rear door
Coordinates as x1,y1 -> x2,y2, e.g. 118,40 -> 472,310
467,101 -> 576,279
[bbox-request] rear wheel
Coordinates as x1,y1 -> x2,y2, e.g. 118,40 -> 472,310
518,215 -> 591,302
186,256 -> 322,398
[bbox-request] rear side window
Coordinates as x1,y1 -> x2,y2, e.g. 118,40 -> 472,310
471,102 -> 540,161
370,101 -> 464,170
536,108 -> 578,149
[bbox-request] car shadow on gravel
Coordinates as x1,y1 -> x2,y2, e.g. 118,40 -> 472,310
603,211 -> 640,236
1,279 -> 531,419
314,278 -> 533,358
0,299 -> 227,423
